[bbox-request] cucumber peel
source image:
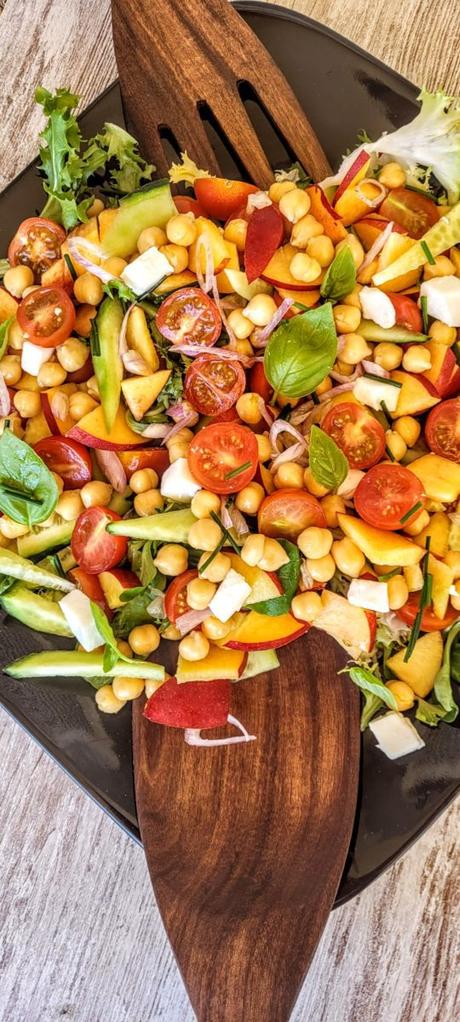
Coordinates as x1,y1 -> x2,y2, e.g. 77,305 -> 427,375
0,547 -> 74,592
107,507 -> 196,543
0,584 -> 73,637
5,649 -> 165,681
17,521 -> 75,558
359,320 -> 427,344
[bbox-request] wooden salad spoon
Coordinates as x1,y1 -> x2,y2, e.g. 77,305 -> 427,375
111,1 -> 360,1018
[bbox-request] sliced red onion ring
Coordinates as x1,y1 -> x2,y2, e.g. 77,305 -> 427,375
361,359 -> 389,378
271,441 -> 306,470
184,714 -> 256,747
167,399 -> 196,423
0,372 -> 11,416
300,560 -> 315,591
122,350 -> 151,375
220,501 -> 233,531
360,219 -> 394,272
95,450 -> 127,493
330,363 -> 363,384
211,276 -> 237,347
67,237 -> 116,284
172,342 -> 255,367
50,391 -> 69,421
246,191 -> 272,213
252,298 -> 294,348
176,607 -> 211,637
163,412 -> 198,445
269,419 -> 307,470
141,423 -> 170,439
355,178 -> 387,209
226,503 -> 249,538
195,233 -> 214,294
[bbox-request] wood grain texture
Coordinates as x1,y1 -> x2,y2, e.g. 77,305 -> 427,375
0,1 -> 459,1020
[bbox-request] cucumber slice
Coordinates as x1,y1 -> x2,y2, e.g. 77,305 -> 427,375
5,649 -> 165,682
92,297 -> 124,432
239,649 -> 280,679
0,548 -> 74,591
373,203 -> 460,286
102,180 -> 177,259
0,583 -> 73,637
107,508 -> 196,543
17,521 -> 75,558
359,320 -> 427,344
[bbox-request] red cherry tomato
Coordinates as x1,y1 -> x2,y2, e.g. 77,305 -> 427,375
164,569 -> 198,623
249,360 -> 273,403
194,178 -> 257,221
173,195 -> 205,217
425,398 -> 460,463
354,464 -> 424,531
398,595 -> 459,632
68,567 -> 110,615
184,353 -> 246,416
156,287 -> 221,346
34,436 -> 92,490
258,488 -> 326,541
322,401 -> 385,470
209,406 -> 241,423
17,286 -> 76,348
117,448 -> 170,479
379,188 -> 440,240
71,507 -> 127,574
387,292 -> 423,333
8,217 -> 66,277
188,422 -> 258,493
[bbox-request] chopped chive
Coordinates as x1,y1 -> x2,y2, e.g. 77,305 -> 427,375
380,400 -> 391,428
420,295 -> 428,333
224,460 -> 251,480
453,341 -> 460,367
199,536 -> 226,574
377,567 -> 401,582
363,372 -> 402,388
63,253 -> 77,281
420,240 -> 435,266
385,445 -> 396,462
404,537 -> 431,661
400,501 -> 423,526
311,391 -> 320,405
90,320 -> 100,357
52,553 -> 67,578
294,302 -> 310,311
210,510 -> 241,554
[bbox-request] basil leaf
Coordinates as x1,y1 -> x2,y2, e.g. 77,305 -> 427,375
415,697 -> 449,727
103,644 -> 120,673
348,665 -> 398,711
360,691 -> 384,731
264,304 -> 337,399
90,602 -> 132,663
320,246 -> 356,302
0,317 -> 13,360
248,540 -> 300,616
433,620 -> 460,721
0,429 -> 59,525
309,425 -> 348,490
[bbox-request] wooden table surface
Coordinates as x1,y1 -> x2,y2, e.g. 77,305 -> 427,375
0,1 -> 459,1019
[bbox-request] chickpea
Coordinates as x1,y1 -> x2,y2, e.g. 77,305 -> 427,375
259,538 -> 290,572
387,575 -> 409,611
450,247 -> 460,275
0,355 -> 21,385
227,337 -> 254,357
166,213 -> 197,247
145,677 -> 165,699
315,376 -> 332,397
81,480 -> 113,509
268,180 -> 296,202
343,284 -> 363,308
334,360 -> 354,376
402,345 -> 431,373
0,516 -> 29,538
240,533 -> 265,567
306,235 -> 335,267
198,551 -> 231,582
74,304 -> 97,338
186,577 -> 216,610
385,430 -> 407,461
188,517 -> 222,551
234,393 -> 262,427
165,427 -> 194,447
73,272 -> 104,306
117,640 -> 133,659
95,684 -> 126,714
289,252 -> 321,284
243,294 -> 278,328
13,389 -> 41,418
223,218 -> 248,251
86,375 -> 100,400
298,527 -> 333,559
335,236 -> 365,270
321,495 -> 346,528
306,553 -> 335,583
386,679 -> 414,712
256,433 -> 272,462
179,629 -> 210,662
374,342 -> 403,371
112,676 -> 145,701
403,564 -> 424,592
357,258 -> 379,286
378,162 -> 406,189
57,337 -> 89,372
137,226 -> 167,253
154,543 -> 188,576
303,467 -> 329,497
134,489 -> 164,516
423,255 -> 455,279
428,320 -> 457,345
102,256 -> 128,276
162,624 -> 181,640
402,509 -> 430,536
191,489 -> 221,519
68,391 -> 98,420
339,333 -> 372,365
168,442 -> 190,465
333,305 -> 361,334
202,614 -> 236,641
18,372 -> 39,392
291,591 -> 322,623
274,461 -> 304,489
8,319 -> 25,351
279,187 -> 311,224
159,243 -> 188,273
3,265 -> 34,298
394,415 -> 421,447
445,551 -> 460,579
130,468 -> 159,493
87,197 -> 105,218
290,213 -> 323,248
227,309 -> 254,340
56,490 -> 84,521
235,481 -> 265,515
331,537 -> 365,578
129,624 -> 160,656
36,361 -> 67,388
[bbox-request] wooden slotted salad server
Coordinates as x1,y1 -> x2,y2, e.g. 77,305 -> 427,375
111,1 -> 360,1018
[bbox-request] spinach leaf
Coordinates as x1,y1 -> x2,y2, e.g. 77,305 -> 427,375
360,691 -> 384,731
415,697 -> 449,727
433,620 -> 460,722
0,429 -> 59,525
348,665 -> 398,711
264,304 -> 337,399
112,581 -> 166,638
0,317 -> 13,360
128,539 -> 159,587
248,540 -> 300,616
90,601 -> 133,666
320,246 -> 356,302
309,425 -> 348,490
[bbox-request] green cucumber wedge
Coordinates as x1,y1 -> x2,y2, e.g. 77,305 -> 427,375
107,507 -> 197,543
359,320 -> 427,344
239,649 -> 280,680
102,180 -> 177,259
373,203 -> 460,286
91,297 -> 124,432
0,584 -> 72,637
17,521 -> 75,558
0,548 -> 74,591
5,649 -> 165,682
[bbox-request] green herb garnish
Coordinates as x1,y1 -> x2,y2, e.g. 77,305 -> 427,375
210,511 -> 240,554
400,501 -> 423,526
0,429 -> 59,525
385,445 -> 396,462
63,253 -> 77,281
421,240 -> 435,265
421,295 -> 428,333
224,461 -> 252,480
404,538 -> 432,661
248,540 -> 300,616
363,372 -> 402,388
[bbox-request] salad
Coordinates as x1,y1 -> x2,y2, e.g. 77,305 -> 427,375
1,86 -> 460,756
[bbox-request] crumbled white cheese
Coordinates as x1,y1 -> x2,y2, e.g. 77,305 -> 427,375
369,712 -> 425,760
60,590 -> 104,651
360,286 -> 396,328
353,375 -> 400,412
121,246 -> 174,295
419,276 -> 460,327
209,569 -> 252,622
160,458 -> 201,502
348,578 -> 390,613
21,341 -> 55,376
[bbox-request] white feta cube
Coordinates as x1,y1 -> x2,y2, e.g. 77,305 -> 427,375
419,276 -> 460,327
209,569 -> 252,622
369,712 -> 425,760
160,458 -> 201,502
21,341 -> 55,376
348,578 -> 390,613
60,590 -> 104,651
121,246 -> 174,296
360,287 -> 396,328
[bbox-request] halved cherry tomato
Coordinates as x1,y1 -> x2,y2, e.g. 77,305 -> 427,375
184,353 -> 245,416
8,217 -> 66,277
156,287 -> 221,346
258,488 -> 326,541
68,567 -> 111,615
209,406 -> 241,423
188,422 -> 258,493
322,401 -> 385,470
117,448 -> 170,479
425,398 -> 460,463
194,178 -> 257,221
379,187 -> 440,240
173,195 -> 205,217
249,360 -> 273,403
354,464 -> 424,531
164,569 -> 198,623
34,436 -> 92,490
71,506 -> 127,574
17,286 -> 76,348
398,595 -> 459,632
387,292 -> 423,333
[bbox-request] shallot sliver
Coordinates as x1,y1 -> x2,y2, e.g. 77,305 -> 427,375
252,297 -> 294,347
67,237 -> 116,285
360,220 -> 394,272
0,372 -> 11,416
176,608 -> 211,636
95,450 -> 127,493
184,714 -> 256,747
